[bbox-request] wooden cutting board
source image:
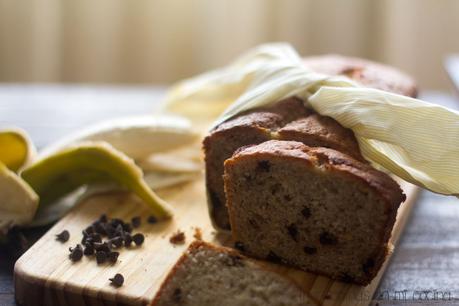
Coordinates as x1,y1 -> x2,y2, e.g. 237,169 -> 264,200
14,173 -> 418,306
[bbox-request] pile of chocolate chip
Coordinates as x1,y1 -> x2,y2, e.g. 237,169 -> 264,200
58,214 -> 155,265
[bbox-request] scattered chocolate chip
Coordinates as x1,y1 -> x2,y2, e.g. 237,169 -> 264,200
257,160 -> 271,172
132,233 -> 145,246
69,244 -> 83,262
85,225 -> 94,235
169,231 -> 185,245
362,258 -> 375,274
90,233 -> 102,243
303,246 -> 317,255
234,241 -> 245,251
110,237 -> 123,249
83,243 -> 94,256
124,233 -> 133,247
286,223 -> 298,242
93,222 -> 106,235
94,242 -> 111,253
131,216 -> 141,228
122,223 -> 132,233
284,194 -> 292,201
109,273 -> 124,287
172,288 -> 182,302
319,231 -> 338,245
108,251 -> 120,264
301,207 -> 311,218
99,214 -> 108,223
56,230 -> 70,243
147,215 -> 157,224
96,251 -> 107,264
266,251 -> 282,263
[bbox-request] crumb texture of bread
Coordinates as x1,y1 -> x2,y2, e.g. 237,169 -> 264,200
224,140 -> 405,285
152,241 -> 314,306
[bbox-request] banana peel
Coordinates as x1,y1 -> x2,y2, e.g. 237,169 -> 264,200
38,115 -> 199,161
21,141 -> 173,220
0,162 -> 39,236
0,128 -> 36,172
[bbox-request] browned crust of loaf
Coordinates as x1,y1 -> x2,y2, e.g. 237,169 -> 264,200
302,54 -> 418,98
224,140 -> 405,284
151,240 -> 315,305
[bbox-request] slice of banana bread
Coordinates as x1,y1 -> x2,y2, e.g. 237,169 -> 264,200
224,140 -> 405,285
204,55 -> 417,231
151,240 -> 315,306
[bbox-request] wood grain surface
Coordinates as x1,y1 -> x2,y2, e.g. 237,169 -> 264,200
14,170 -> 419,306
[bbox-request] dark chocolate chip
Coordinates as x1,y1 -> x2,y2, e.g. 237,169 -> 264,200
362,258 -> 375,274
124,233 -> 133,247
122,223 -> 132,233
266,251 -> 282,263
172,288 -> 182,302
132,233 -> 145,246
90,233 -> 102,243
96,251 -> 107,264
234,241 -> 245,252
94,242 -> 111,253
108,251 -> 120,264
319,231 -> 338,245
56,230 -> 70,243
284,194 -> 293,201
69,244 -> 83,262
303,246 -> 317,255
99,214 -> 108,223
83,243 -> 94,256
286,223 -> 298,242
131,216 -> 141,228
301,207 -> 311,218
110,237 -> 123,249
109,273 -> 124,287
257,160 -> 271,172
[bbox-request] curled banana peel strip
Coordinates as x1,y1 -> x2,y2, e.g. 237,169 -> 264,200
22,141 -> 174,221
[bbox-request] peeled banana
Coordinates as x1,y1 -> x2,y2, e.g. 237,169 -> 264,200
0,128 -> 35,172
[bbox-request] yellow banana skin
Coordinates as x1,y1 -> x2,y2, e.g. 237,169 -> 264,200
21,142 -> 173,220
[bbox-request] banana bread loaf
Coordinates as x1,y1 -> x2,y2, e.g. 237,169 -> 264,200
223,140 -> 405,285
203,55 -> 417,231
151,240 -> 315,306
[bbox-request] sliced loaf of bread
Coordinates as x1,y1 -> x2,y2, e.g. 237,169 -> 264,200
223,140 -> 405,285
152,240 -> 316,306
204,55 -> 416,231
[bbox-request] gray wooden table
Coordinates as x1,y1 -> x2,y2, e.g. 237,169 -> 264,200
0,85 -> 458,306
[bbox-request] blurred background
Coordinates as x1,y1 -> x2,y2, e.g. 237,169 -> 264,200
0,0 -> 459,90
